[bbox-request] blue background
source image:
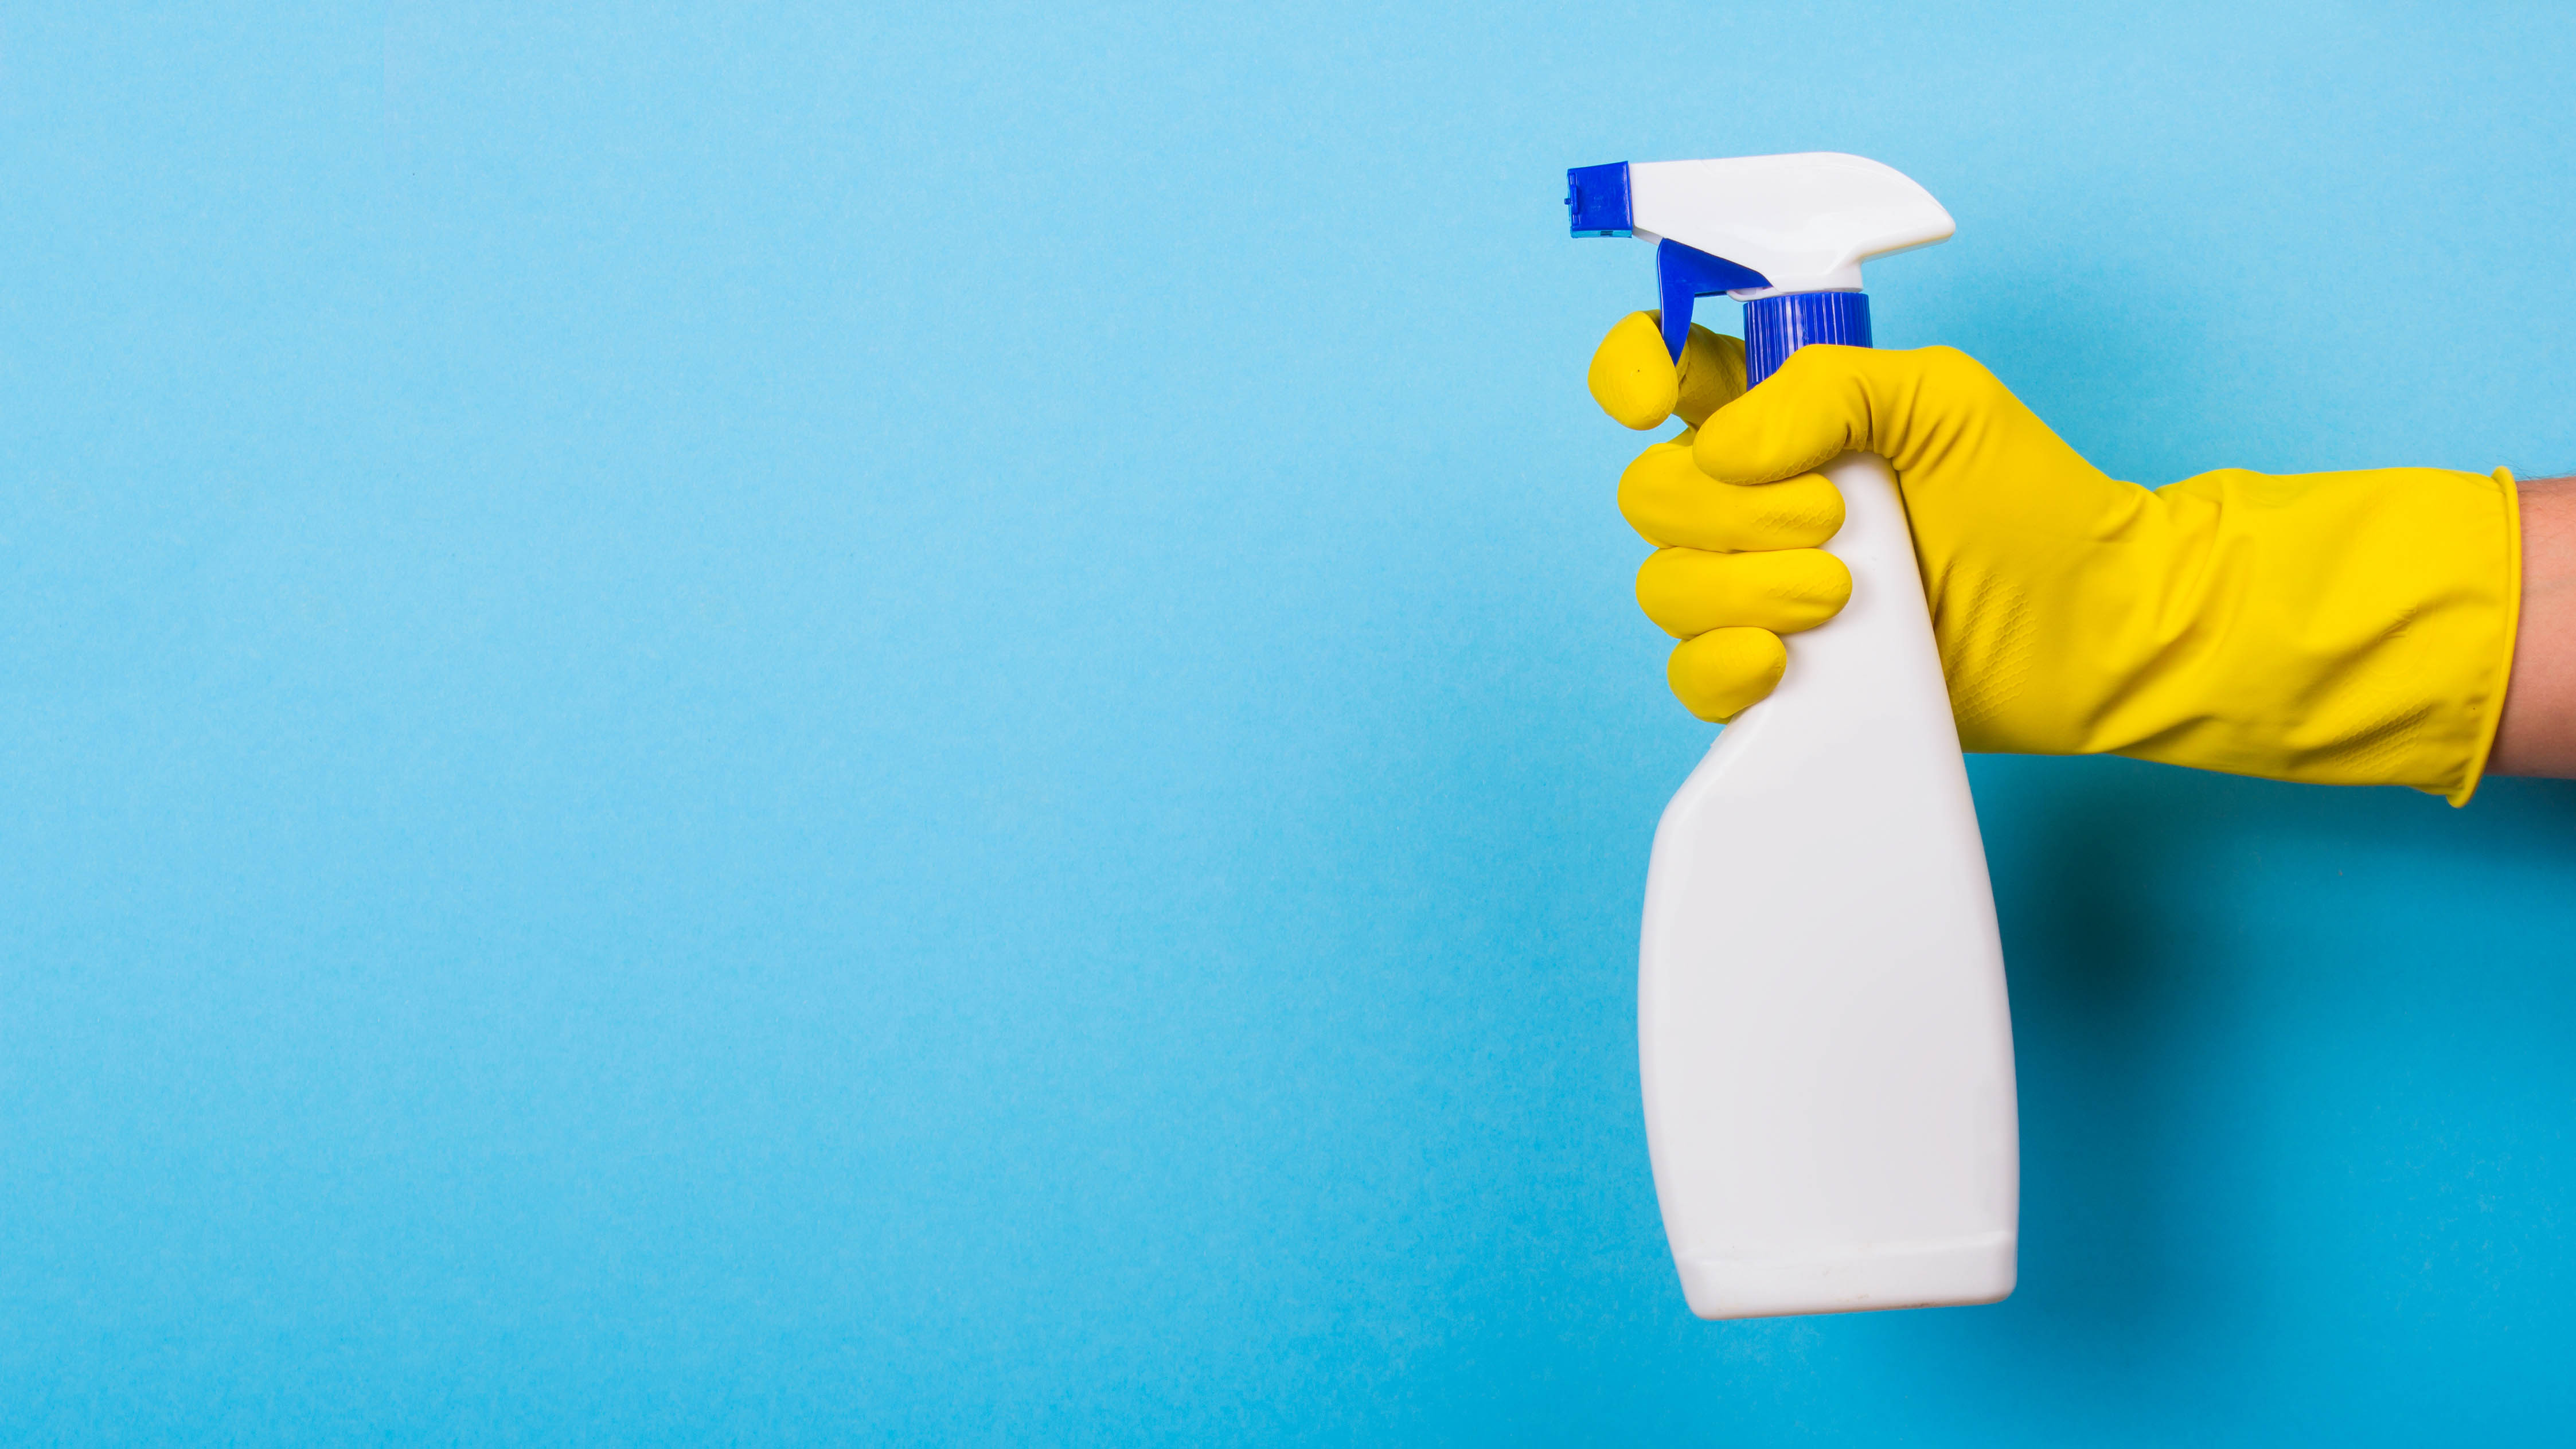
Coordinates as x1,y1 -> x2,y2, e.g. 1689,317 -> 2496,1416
3,1 -> 2574,1441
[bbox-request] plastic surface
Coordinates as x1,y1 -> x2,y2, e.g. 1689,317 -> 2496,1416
1640,448 -> 2020,1319
1656,241 -> 1771,362
1625,153 -> 1953,293
1566,162 -> 1634,237
1743,290 -> 1871,386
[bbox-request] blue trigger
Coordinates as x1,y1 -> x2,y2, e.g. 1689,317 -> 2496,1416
1657,241 -> 1770,361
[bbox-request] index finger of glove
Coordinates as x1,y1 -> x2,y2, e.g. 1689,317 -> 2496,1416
1689,343 -> 1880,485
1588,313 -> 1748,431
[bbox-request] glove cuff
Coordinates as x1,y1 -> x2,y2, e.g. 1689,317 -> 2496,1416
2448,466 -> 2523,806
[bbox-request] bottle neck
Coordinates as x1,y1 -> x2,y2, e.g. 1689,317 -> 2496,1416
1743,291 -> 1872,387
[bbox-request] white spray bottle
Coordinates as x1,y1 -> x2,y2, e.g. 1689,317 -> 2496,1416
1566,154 -> 2019,1320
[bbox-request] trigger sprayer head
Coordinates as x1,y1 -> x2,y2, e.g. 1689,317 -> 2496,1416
1565,154 -> 1954,368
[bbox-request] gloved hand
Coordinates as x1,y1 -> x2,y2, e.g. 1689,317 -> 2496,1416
1588,311 -> 2523,803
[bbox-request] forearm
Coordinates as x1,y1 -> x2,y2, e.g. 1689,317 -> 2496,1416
2489,476 -> 2576,777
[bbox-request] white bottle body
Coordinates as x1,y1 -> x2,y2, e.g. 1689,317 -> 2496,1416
1639,450 -> 2019,1321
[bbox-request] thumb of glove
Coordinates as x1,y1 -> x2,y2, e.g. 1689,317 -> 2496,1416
1688,343 -> 1883,486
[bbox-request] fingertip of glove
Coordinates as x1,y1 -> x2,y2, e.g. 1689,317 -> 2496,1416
1668,627 -> 1787,722
1589,311 -> 1679,430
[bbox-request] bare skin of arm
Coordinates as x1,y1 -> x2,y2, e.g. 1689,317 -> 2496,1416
2490,477 -> 2576,778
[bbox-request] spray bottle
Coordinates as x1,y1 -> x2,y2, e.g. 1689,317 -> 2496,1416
1564,154 -> 2019,1319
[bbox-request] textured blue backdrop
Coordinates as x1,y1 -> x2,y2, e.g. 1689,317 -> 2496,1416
3,1 -> 2574,1442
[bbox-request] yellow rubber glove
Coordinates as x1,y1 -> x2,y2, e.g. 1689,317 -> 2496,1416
1588,313 -> 2524,804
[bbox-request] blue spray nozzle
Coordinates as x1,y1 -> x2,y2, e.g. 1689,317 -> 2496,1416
1566,163 -> 1633,237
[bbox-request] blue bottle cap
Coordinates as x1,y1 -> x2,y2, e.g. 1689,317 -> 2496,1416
1743,291 -> 1872,386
